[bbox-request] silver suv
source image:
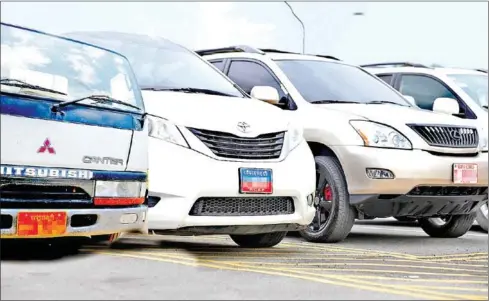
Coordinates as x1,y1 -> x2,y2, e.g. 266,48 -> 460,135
199,46 -> 488,242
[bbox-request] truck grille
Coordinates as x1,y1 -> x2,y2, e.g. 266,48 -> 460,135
0,184 -> 91,201
190,197 -> 295,216
189,128 -> 285,160
408,124 -> 479,148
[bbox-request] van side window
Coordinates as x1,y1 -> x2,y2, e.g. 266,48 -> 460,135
227,60 -> 286,100
399,75 -> 458,111
210,60 -> 225,72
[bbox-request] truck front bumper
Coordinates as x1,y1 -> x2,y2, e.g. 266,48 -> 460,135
0,206 -> 148,239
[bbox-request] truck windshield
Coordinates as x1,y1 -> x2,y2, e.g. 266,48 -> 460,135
0,23 -> 144,112
447,73 -> 488,110
274,59 -> 411,106
63,32 -> 245,98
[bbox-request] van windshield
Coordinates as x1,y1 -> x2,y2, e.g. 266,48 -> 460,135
447,73 -> 488,110
274,59 -> 411,106
1,23 -> 143,112
64,32 -> 245,98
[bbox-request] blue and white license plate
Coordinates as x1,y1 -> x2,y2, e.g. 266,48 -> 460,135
239,168 -> 273,194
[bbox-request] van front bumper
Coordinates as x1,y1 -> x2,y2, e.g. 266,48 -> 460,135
0,206 -> 148,238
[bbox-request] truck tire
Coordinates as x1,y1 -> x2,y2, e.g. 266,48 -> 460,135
229,231 -> 287,248
90,233 -> 122,245
298,155 -> 355,243
475,200 -> 488,232
418,214 -> 476,238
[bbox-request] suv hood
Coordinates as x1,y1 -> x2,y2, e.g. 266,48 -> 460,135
316,103 -> 475,127
142,91 -> 290,135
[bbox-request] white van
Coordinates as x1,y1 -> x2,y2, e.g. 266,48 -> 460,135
64,32 -> 316,248
1,23 -> 149,245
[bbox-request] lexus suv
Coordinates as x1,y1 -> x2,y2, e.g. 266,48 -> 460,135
199,46 -> 488,242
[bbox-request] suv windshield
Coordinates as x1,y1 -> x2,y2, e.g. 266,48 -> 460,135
64,32 -> 244,98
1,23 -> 143,112
447,73 -> 488,109
274,59 -> 410,106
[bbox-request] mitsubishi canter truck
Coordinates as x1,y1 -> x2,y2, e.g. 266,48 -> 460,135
0,23 -> 149,246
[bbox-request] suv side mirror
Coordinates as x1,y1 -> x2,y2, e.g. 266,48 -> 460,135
402,95 -> 417,106
250,86 -> 280,105
433,97 -> 460,115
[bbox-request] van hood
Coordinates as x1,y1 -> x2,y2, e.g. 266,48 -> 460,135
315,103 -> 474,127
142,91 -> 290,135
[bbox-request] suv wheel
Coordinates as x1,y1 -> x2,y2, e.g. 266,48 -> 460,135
418,214 -> 476,238
298,155 -> 355,243
475,200 -> 488,232
229,232 -> 287,248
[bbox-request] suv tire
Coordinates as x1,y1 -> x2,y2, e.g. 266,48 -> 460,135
230,231 -> 287,248
418,214 -> 476,238
299,155 -> 355,243
475,200 -> 488,232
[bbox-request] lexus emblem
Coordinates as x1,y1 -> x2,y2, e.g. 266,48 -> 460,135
448,129 -> 462,140
237,122 -> 250,133
37,138 -> 56,154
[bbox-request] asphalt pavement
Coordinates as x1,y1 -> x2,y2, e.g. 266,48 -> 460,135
1,218 -> 488,300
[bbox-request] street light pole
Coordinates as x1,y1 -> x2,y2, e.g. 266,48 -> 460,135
284,1 -> 305,54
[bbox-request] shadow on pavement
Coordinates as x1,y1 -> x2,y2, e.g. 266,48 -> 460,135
0,238 -> 92,261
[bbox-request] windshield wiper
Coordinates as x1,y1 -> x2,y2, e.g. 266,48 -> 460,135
142,87 -> 235,97
1,78 -> 67,96
52,94 -> 140,111
364,100 -> 409,107
310,100 -> 362,104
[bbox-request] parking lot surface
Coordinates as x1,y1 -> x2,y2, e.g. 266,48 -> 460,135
1,219 -> 488,300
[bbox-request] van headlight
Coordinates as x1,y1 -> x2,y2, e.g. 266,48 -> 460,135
350,120 -> 412,150
147,115 -> 189,148
287,123 -> 304,152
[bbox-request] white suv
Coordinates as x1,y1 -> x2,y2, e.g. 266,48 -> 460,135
200,47 -> 488,242
64,33 -> 316,248
364,62 -> 488,231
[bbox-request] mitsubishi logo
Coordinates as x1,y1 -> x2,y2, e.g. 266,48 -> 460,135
37,138 -> 56,154
236,122 -> 250,133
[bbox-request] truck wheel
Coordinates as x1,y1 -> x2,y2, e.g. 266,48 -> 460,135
394,216 -> 417,222
418,214 -> 476,238
229,231 -> 287,248
298,155 -> 355,243
90,233 -> 122,245
475,200 -> 488,232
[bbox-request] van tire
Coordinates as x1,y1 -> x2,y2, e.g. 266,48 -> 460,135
418,214 -> 476,238
299,155 -> 355,243
230,231 -> 287,248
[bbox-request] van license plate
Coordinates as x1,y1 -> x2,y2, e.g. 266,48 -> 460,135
239,168 -> 273,194
453,163 -> 478,184
17,212 -> 67,237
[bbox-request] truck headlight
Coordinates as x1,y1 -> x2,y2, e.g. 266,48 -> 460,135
94,181 -> 147,206
287,123 -> 304,152
350,120 -> 412,150
147,115 -> 189,148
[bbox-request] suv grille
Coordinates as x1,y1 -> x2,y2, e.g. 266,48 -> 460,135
408,124 -> 479,148
190,197 -> 295,216
189,128 -> 285,160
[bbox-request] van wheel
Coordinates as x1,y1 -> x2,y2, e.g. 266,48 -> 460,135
229,232 -> 287,248
298,155 -> 355,243
475,200 -> 488,232
418,214 -> 476,238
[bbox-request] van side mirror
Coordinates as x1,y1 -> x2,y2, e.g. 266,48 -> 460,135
433,97 -> 460,115
250,86 -> 280,105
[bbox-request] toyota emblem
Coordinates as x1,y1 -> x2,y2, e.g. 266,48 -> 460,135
237,122 -> 250,133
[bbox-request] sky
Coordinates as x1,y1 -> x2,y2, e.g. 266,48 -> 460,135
1,1 -> 488,69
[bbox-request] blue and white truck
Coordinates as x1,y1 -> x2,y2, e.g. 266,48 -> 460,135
0,22 -> 149,245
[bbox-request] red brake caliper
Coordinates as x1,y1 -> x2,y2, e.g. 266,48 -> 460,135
324,185 -> 333,201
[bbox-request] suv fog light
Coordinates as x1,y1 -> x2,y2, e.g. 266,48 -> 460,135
366,168 -> 395,179
307,193 -> 314,206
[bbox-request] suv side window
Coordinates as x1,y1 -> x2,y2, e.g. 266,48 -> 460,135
376,74 -> 394,85
227,60 -> 286,100
209,60 -> 225,72
399,75 -> 458,111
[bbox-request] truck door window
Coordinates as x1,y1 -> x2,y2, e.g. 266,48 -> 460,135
227,60 -> 286,100
399,75 -> 458,111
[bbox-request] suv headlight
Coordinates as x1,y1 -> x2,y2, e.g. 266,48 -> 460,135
350,120 -> 412,150
147,115 -> 189,148
287,123 -> 304,152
